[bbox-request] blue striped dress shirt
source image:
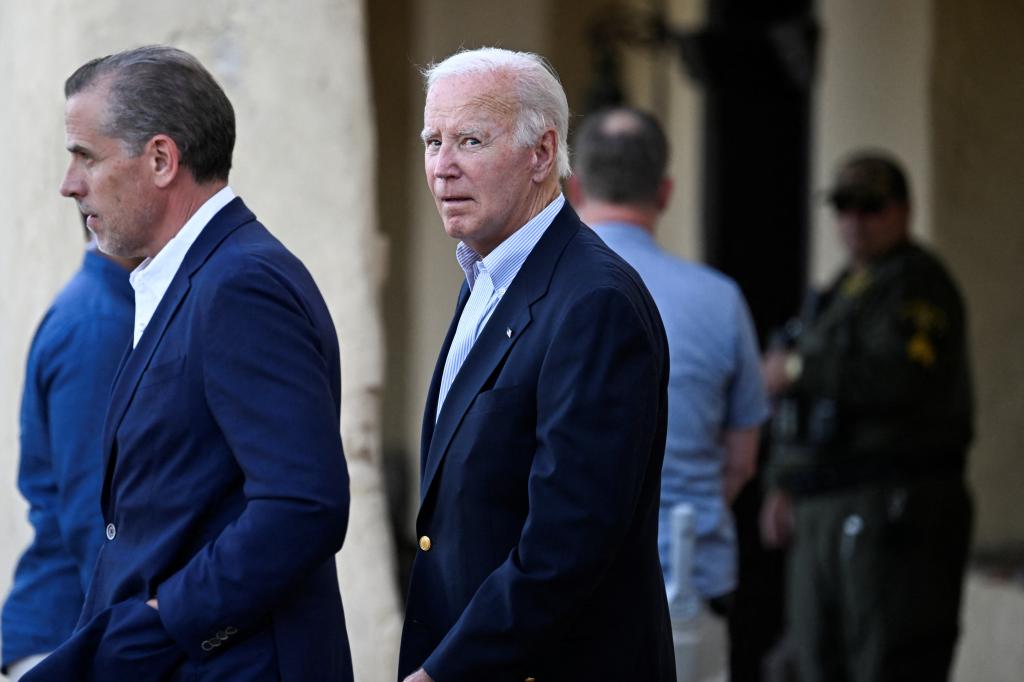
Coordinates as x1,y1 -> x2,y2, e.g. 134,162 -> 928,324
436,194 -> 565,419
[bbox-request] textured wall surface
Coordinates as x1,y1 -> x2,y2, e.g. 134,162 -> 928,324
932,0 -> 1024,550
0,2 -> 401,678
813,0 -> 934,285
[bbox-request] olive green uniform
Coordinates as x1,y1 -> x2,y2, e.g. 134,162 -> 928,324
771,241 -> 973,682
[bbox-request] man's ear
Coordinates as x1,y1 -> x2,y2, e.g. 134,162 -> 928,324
148,134 -> 181,189
530,129 -> 558,182
655,177 -> 673,212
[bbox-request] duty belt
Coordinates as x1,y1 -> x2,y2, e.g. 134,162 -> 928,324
780,450 -> 965,496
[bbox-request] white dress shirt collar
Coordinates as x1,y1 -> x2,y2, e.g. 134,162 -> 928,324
455,193 -> 565,293
130,186 -> 236,347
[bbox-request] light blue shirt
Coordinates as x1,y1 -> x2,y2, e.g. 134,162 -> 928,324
594,222 -> 769,598
436,194 -> 565,418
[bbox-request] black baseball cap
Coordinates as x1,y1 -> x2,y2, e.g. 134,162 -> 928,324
826,152 -> 909,214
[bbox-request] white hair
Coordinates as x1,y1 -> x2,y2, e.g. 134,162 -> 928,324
423,47 -> 571,178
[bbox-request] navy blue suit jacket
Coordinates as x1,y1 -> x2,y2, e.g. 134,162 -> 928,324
25,198 -> 353,681
398,204 -> 675,681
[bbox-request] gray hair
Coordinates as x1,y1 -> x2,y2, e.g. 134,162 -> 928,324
572,107 -> 669,206
423,47 -> 571,178
65,45 -> 235,183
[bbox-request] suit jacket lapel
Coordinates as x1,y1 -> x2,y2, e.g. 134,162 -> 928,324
418,203 -> 582,502
419,284 -> 470,472
100,198 -> 256,508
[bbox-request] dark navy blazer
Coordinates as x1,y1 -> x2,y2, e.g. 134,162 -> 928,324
2,251 -> 133,672
25,198 -> 353,682
398,204 -> 676,681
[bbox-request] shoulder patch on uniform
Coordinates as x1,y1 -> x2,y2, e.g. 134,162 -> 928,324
841,271 -> 871,298
903,300 -> 946,367
907,333 -> 936,367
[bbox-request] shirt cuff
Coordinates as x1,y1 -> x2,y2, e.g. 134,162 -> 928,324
7,653 -> 49,681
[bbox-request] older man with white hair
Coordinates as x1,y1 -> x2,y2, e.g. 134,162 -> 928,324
398,47 -> 675,682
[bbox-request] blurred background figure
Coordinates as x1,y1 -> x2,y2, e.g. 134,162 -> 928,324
569,106 -> 770,681
761,151 -> 974,682
1,217 -> 138,681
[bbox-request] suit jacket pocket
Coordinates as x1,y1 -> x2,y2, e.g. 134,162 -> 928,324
467,384 -> 531,416
139,356 -> 186,388
95,599 -> 186,678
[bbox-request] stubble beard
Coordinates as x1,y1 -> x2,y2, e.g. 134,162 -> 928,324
96,204 -> 158,260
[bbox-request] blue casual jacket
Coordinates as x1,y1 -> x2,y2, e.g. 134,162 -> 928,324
2,250 -> 133,671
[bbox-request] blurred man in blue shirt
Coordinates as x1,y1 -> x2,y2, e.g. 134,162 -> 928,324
2,219 -> 137,680
569,106 -> 769,676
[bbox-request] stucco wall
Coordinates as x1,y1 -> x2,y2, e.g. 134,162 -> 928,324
812,0 -> 933,285
931,0 -> 1024,549
0,2 -> 401,679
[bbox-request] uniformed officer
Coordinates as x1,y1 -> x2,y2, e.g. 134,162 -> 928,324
760,151 -> 974,682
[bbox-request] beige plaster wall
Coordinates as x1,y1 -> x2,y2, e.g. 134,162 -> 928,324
812,0 -> 934,285
0,3 -> 79,577
0,2 -> 401,679
657,0 -> 705,263
931,0 -> 1024,549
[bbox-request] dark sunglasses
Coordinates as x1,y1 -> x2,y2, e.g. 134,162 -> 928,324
828,190 -> 889,215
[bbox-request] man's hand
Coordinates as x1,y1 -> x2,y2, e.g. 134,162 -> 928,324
403,668 -> 435,682
722,426 -> 760,503
762,348 -> 793,397
760,489 -> 795,548
146,598 -> 159,610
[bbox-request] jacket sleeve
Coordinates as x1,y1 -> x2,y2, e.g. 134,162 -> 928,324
49,316 -> 128,588
2,314 -> 125,669
154,264 -> 349,660
424,286 -> 666,680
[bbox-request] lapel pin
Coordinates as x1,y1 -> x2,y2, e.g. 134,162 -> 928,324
506,327 -> 513,338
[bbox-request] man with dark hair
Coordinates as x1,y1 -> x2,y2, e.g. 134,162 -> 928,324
761,151 -> 973,681
1,219 -> 137,681
24,45 -> 353,681
568,106 -> 769,678
63,45 -> 235,184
